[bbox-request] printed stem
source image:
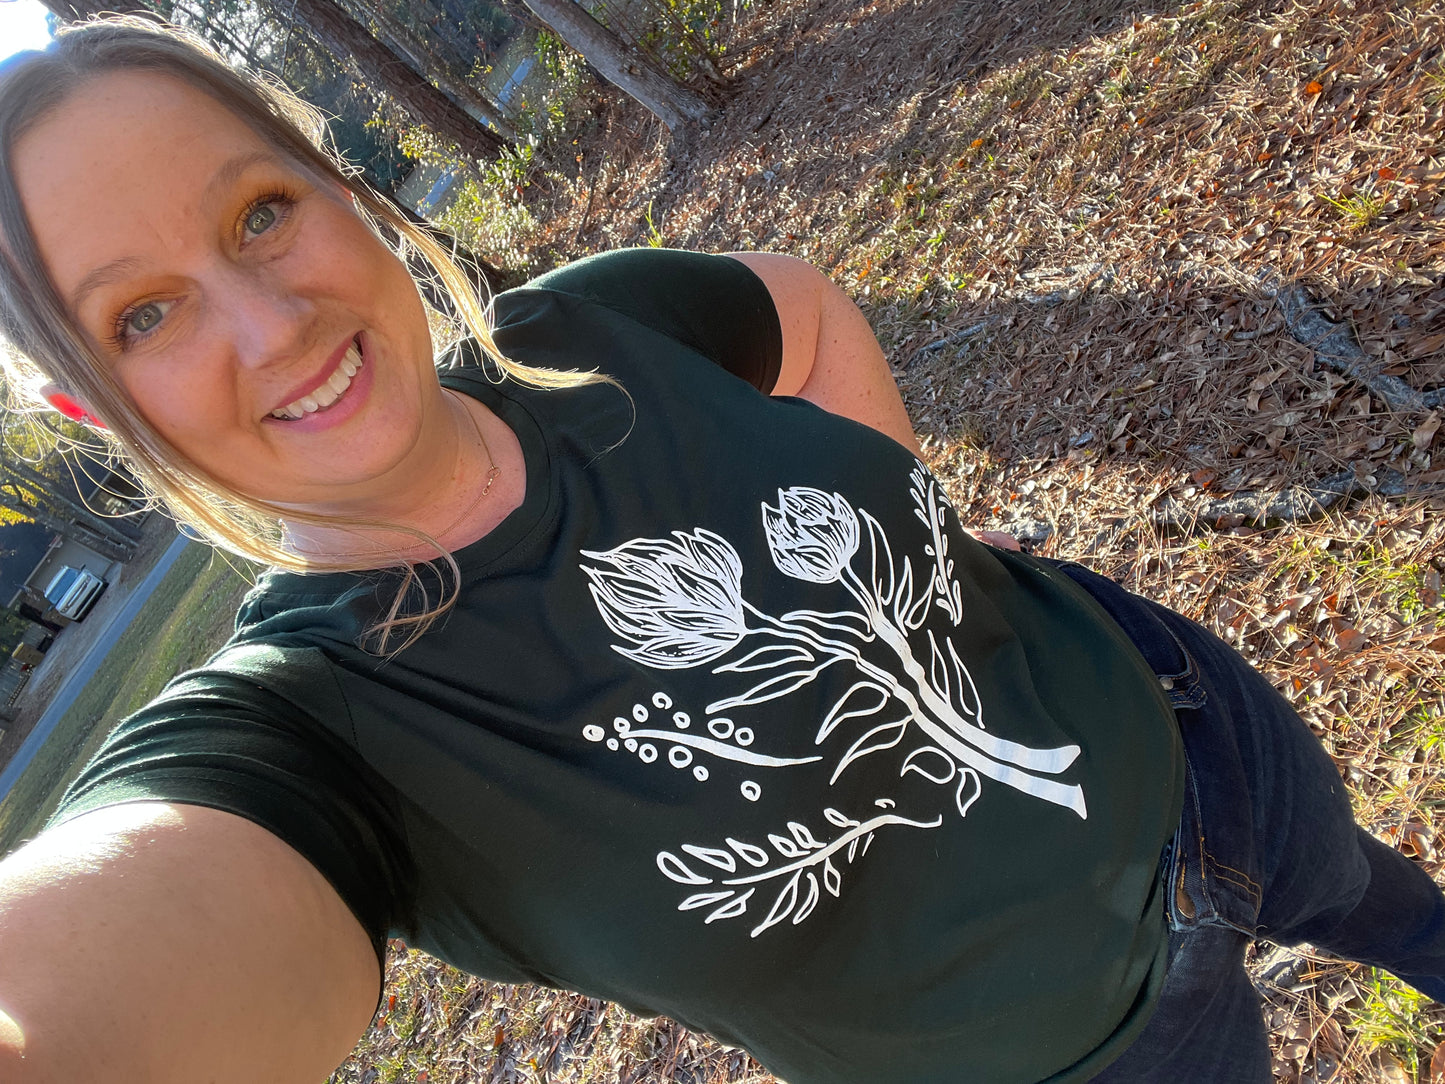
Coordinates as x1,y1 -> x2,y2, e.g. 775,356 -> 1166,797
838,569 -> 1081,776
748,608 -> 1087,817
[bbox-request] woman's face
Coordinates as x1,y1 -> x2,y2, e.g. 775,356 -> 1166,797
13,70 -> 443,513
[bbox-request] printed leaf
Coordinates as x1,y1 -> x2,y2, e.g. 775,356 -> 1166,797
680,890 -> 735,911
862,510 -> 895,605
707,665 -> 827,712
794,872 -> 822,923
683,843 -> 738,872
706,888 -> 755,924
788,821 -> 824,849
928,630 -> 950,703
901,745 -> 956,784
894,559 -> 916,623
817,680 -> 891,742
716,643 -> 815,674
783,608 -> 873,639
956,769 -> 982,817
769,833 -> 804,858
752,872 -> 802,937
949,637 -> 981,719
831,716 -> 911,783
658,851 -> 712,885
823,858 -> 843,896
727,837 -> 771,867
823,807 -> 857,829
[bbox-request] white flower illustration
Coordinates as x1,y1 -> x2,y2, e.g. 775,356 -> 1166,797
581,465 -> 1090,938
582,529 -> 746,669
762,487 -> 861,584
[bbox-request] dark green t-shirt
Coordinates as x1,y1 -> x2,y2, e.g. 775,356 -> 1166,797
52,250 -> 1184,1083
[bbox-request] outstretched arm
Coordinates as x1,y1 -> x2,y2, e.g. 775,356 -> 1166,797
0,802 -> 378,1083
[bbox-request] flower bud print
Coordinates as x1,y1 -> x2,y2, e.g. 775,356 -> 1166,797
762,488 -> 861,584
582,529 -> 748,669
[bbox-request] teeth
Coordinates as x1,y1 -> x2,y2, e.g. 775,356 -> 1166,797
272,341 -> 362,420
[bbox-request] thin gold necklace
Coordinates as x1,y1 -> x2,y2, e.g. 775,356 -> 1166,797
435,389 -> 501,541
282,392 -> 500,562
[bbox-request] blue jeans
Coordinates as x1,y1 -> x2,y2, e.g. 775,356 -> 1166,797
1043,563 -> 1445,1082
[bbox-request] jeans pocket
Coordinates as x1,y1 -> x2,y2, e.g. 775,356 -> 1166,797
1046,559 -> 1261,936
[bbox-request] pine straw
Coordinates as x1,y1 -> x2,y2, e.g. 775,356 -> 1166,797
333,0 -> 1445,1079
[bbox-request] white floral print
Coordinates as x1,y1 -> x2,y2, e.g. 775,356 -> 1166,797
580,463 -> 1086,937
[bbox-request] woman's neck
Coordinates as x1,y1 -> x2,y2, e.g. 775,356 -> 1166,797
279,391 -> 526,567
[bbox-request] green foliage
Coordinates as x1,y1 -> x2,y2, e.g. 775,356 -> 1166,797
0,609 -> 29,657
431,144 -> 542,269
515,30 -> 589,144
1354,971 -> 1439,1075
1317,189 -> 1387,232
643,201 -> 666,247
620,0 -> 740,80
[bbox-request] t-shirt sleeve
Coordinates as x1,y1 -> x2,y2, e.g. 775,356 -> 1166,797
44,647 -> 414,973
522,249 -> 784,392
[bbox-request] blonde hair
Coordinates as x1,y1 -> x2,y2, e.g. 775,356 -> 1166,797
0,17 -> 603,650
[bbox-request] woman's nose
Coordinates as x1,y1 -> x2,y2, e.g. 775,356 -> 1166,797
215,267 -> 318,369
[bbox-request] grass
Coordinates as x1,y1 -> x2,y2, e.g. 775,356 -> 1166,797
1319,190 -> 1390,233
1354,971 -> 1437,1076
0,543 -> 252,856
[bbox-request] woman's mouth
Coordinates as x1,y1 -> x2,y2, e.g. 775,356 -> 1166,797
270,339 -> 363,420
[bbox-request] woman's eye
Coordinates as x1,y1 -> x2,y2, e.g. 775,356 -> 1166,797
118,299 -> 172,343
244,202 -> 279,237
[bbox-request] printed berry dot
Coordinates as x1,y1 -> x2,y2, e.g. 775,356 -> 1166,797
652,691 -> 673,709
673,711 -> 691,729
606,738 -> 619,751
693,765 -> 709,781
741,780 -> 761,801
708,717 -> 734,740
613,717 -> 630,734
735,727 -> 754,747
639,743 -> 658,763
669,746 -> 693,768
624,738 -> 638,752
632,704 -> 649,722
582,725 -> 605,742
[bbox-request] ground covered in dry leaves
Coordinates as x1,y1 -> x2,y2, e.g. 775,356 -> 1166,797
331,0 -> 1445,1080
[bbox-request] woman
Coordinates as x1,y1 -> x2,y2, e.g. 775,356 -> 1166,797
0,19 -> 1440,1084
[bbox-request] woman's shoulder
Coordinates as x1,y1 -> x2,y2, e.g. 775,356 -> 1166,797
231,567 -> 385,649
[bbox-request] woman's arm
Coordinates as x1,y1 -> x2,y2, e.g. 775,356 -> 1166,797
725,252 -> 923,455
728,252 -> 1021,551
0,802 -> 377,1083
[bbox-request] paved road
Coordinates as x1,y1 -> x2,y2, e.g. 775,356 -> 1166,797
0,533 -> 192,800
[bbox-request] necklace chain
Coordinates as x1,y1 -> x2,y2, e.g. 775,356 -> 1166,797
283,391 -> 500,562
436,389 -> 501,541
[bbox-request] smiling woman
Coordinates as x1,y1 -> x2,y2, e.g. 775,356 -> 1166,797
2,16 -> 1445,1084
0,19 -> 593,605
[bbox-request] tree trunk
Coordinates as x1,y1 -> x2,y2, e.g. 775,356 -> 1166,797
276,0 -> 508,162
518,0 -> 713,134
346,0 -> 519,141
37,0 -> 156,20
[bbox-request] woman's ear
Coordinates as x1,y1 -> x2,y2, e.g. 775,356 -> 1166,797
39,383 -> 106,429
